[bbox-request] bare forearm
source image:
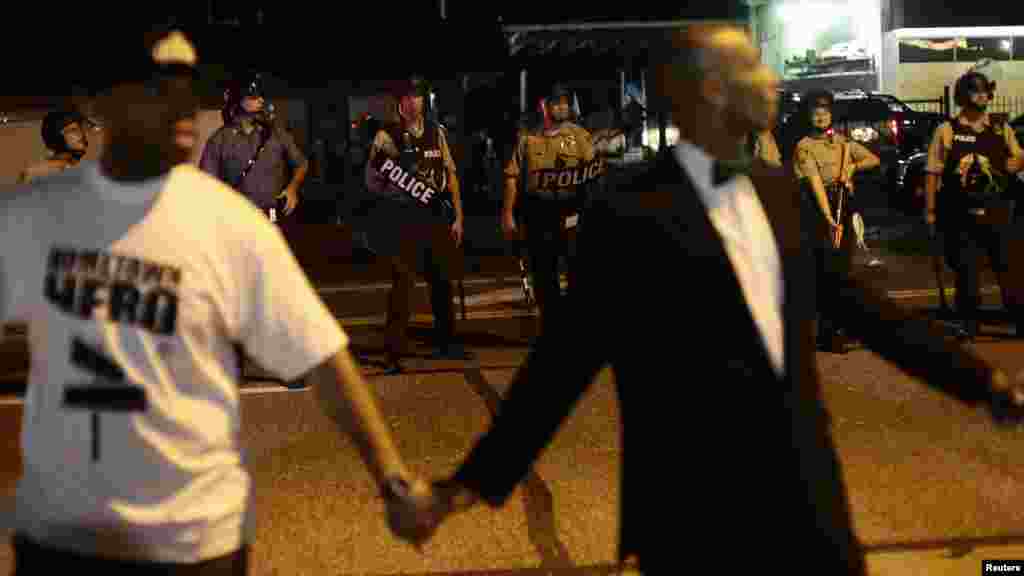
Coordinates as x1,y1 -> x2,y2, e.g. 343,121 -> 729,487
502,177 -> 519,215
288,163 -> 309,190
810,176 -> 834,223
448,170 -> 464,220
925,174 -> 940,216
855,155 -> 880,172
314,349 -> 409,484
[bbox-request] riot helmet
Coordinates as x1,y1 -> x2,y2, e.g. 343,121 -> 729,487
41,109 -> 88,158
222,73 -> 270,125
954,71 -> 995,111
535,81 -> 576,129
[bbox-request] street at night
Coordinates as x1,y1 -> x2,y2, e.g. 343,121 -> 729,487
0,245 -> 1022,574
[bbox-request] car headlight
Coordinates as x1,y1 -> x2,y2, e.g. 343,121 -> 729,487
850,127 -> 878,143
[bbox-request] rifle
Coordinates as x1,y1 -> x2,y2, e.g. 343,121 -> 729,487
831,141 -> 850,249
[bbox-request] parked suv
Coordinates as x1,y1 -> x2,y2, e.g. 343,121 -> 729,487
777,90 -> 942,162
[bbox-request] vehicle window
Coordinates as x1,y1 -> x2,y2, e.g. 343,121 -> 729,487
835,100 -> 890,123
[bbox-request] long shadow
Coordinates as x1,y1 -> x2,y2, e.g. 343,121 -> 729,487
344,322 -> 536,354
863,533 -> 1024,557
365,563 -> 634,575
462,367 -> 574,570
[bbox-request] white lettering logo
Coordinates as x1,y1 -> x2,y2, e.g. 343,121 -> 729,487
377,158 -> 436,205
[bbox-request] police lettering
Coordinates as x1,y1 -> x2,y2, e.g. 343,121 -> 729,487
954,134 -> 978,143
378,157 -> 438,205
533,158 -> 606,192
43,248 -> 181,336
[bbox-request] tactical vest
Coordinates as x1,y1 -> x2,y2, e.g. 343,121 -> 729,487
940,119 -> 1010,220
370,121 -> 454,222
521,123 -> 603,206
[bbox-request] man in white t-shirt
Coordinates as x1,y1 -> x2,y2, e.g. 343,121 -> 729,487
0,30 -> 435,573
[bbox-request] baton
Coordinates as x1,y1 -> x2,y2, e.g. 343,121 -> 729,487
930,224 -> 951,314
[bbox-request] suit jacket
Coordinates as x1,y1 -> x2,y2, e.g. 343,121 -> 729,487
453,149 -> 995,574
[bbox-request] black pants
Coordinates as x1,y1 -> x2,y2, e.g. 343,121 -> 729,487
522,203 -> 578,338
12,534 -> 248,575
815,205 -> 855,341
385,221 -> 459,360
944,217 -> 1019,335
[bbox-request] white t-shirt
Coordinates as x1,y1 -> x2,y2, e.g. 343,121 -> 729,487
0,161 -> 347,563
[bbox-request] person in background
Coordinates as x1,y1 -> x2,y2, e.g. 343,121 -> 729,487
18,109 -> 91,184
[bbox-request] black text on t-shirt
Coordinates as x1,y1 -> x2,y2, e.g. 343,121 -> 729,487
43,247 -> 181,336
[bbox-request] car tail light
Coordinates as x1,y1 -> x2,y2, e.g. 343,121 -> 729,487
889,119 -> 900,145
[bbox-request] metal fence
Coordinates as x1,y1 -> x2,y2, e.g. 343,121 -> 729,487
988,96 -> 1024,120
904,93 -> 1024,120
904,98 -> 944,115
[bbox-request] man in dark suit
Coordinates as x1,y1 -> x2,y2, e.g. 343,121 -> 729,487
384,21 -> 1024,574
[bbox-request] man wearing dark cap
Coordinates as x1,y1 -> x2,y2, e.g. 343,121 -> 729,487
0,30 -> 435,572
393,19 -> 1024,575
364,76 -> 469,373
200,73 -> 307,223
502,81 -> 603,339
18,109 -> 91,184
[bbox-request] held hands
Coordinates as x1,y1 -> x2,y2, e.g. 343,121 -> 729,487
383,476 -> 480,549
383,476 -> 442,549
988,369 -> 1024,426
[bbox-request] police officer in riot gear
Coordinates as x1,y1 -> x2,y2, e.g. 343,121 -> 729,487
793,89 -> 880,352
502,82 -> 604,339
365,75 -> 469,374
18,109 -> 90,183
925,71 -> 1024,340
201,73 -> 311,390
200,73 -> 307,223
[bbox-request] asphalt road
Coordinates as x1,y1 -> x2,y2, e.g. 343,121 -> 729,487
0,231 -> 1023,574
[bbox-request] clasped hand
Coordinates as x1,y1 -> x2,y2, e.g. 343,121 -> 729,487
989,369 -> 1024,426
383,477 -> 478,549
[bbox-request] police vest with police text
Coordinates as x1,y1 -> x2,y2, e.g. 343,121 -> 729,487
521,123 -> 604,203
370,121 -> 454,223
940,119 -> 1010,216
